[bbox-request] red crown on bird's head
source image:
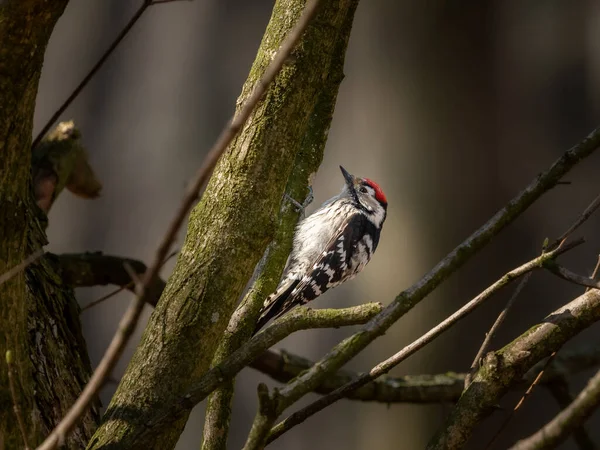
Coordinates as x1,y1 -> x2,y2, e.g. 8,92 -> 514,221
363,178 -> 387,205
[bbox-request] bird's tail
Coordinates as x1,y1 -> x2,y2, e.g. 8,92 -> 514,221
253,279 -> 299,335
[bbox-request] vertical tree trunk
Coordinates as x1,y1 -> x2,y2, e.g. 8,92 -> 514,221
1,1 -> 100,448
87,0 -> 359,448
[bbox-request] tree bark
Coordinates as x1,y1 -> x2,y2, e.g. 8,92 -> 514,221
87,0 -> 359,448
201,3 -> 357,446
0,1 -> 100,448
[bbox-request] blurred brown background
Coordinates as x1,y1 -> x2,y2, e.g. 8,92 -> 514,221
36,1 -> 600,448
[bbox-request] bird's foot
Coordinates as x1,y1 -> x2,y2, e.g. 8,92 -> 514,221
285,186 -> 314,219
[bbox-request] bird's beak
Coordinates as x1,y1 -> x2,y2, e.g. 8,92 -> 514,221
340,165 -> 356,190
340,166 -> 359,202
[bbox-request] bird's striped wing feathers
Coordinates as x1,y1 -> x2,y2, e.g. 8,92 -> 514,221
255,213 -> 373,332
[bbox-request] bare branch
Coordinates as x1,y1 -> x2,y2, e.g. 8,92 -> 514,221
87,0 -> 351,447
485,350 -> 561,450
39,0 -> 313,434
128,303 -> 383,441
543,378 -> 595,450
545,262 -> 600,290
510,368 -> 600,450
550,192 -> 600,251
250,346 -> 600,404
202,0 -> 342,440
0,248 -> 44,286
243,384 -> 279,450
32,121 -> 101,213
468,192 -> 600,390
265,241 -> 583,444
6,351 -> 31,450
484,251 -> 600,448
57,252 -> 166,307
465,273 -> 532,388
231,125 -> 600,443
252,349 -> 466,403
427,287 -> 600,448
31,0 -> 183,149
584,254 -> 600,293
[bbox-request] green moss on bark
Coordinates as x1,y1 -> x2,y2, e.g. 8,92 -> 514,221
88,1 -> 361,448
201,3 -> 358,447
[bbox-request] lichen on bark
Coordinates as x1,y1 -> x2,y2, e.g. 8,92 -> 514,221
87,1 -> 360,448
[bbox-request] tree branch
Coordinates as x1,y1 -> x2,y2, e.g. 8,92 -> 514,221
32,121 -> 101,214
231,124 -> 600,446
1,1 -> 101,447
510,367 -> 600,450
465,273 -> 532,388
542,378 -> 595,450
243,384 -> 279,450
249,345 -> 600,404
201,0 -> 354,445
87,0 -> 359,447
252,349 -> 467,403
121,303 -> 382,444
0,248 -> 44,286
57,252 -> 166,307
549,192 -> 600,251
427,287 -> 600,448
544,262 -> 600,290
31,0 -> 182,150
467,191 -> 600,391
265,240 -> 583,444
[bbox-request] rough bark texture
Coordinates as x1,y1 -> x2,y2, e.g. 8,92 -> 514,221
0,1 -> 99,448
87,1 -> 359,448
201,2 -> 357,446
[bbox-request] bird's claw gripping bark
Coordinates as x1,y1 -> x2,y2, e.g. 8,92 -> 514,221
285,186 -> 314,219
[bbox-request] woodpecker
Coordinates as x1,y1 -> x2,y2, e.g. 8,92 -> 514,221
254,166 -> 388,333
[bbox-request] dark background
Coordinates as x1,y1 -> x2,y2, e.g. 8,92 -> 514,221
36,1 -> 600,448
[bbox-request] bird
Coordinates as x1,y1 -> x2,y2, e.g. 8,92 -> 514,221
254,165 -> 388,333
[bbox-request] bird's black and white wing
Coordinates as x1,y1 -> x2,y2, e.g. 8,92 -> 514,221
254,213 -> 379,332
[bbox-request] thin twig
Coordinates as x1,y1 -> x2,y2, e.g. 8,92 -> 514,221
6,351 -> 31,450
0,248 -> 44,286
486,254 -> 600,448
265,240 -> 583,445
37,282 -> 146,450
80,285 -> 129,312
545,263 -> 600,290
465,273 -> 532,388
468,192 -> 600,390
551,192 -> 600,250
37,0 -> 321,445
585,254 -> 600,293
236,125 -> 600,445
77,251 -> 176,312
31,0 -> 181,149
133,303 -> 383,440
480,193 -> 600,447
249,345 -> 600,405
485,352 -> 559,450
509,367 -> 600,450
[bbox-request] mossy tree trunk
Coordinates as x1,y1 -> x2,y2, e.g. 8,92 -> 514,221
87,0 -> 359,448
0,1 -> 99,448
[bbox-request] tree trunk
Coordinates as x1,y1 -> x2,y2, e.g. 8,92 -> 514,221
0,1 -> 99,448
87,0 -> 359,448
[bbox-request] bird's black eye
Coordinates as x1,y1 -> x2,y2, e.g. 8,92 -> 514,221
359,186 -> 368,194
